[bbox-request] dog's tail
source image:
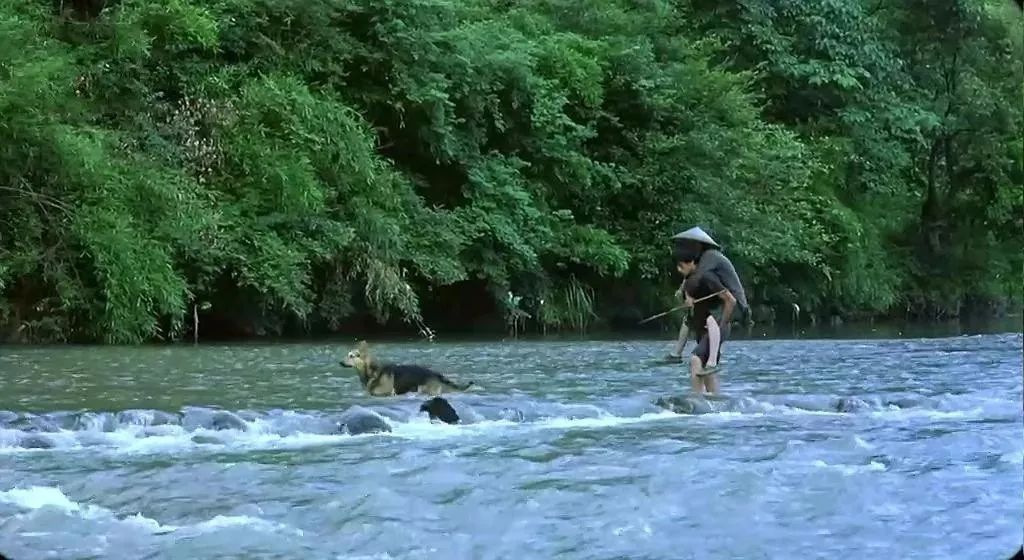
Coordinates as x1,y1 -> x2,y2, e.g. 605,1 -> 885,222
442,376 -> 474,391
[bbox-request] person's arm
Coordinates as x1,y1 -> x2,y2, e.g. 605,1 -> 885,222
669,283 -> 691,358
702,274 -> 736,328
672,318 -> 689,356
718,289 -> 736,329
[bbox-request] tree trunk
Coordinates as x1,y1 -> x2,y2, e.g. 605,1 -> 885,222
920,137 -> 944,256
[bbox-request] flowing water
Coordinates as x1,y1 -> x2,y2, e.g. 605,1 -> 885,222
1,333 -> 1022,559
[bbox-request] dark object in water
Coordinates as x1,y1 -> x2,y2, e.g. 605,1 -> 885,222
18,434 -> 56,449
834,396 -> 871,413
499,407 -> 526,422
10,415 -> 62,433
115,410 -> 181,426
420,397 -> 460,424
833,396 -> 912,413
209,411 -> 248,431
337,406 -> 392,435
655,395 -> 715,415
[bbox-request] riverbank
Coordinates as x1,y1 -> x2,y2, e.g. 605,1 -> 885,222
3,315 -> 1020,348
2,0 -> 1021,347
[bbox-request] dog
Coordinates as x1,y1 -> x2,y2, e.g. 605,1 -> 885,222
420,397 -> 460,424
340,341 -> 474,397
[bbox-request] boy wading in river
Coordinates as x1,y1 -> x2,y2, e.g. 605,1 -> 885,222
670,227 -> 749,395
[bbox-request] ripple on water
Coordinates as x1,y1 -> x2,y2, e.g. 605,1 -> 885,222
0,334 -> 1021,559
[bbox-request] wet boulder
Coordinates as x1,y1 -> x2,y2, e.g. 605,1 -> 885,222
72,412 -> 118,432
337,406 -> 392,435
116,409 -> 181,427
11,414 -> 63,433
654,395 -> 716,415
833,397 -> 874,413
18,434 -> 56,449
182,408 -> 250,432
209,411 -> 249,431
235,410 -> 262,422
0,411 -> 18,426
420,397 -> 460,425
191,434 -> 226,445
884,397 -> 916,409
498,407 -> 526,423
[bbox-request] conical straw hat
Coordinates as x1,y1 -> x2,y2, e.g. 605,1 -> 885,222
670,226 -> 720,248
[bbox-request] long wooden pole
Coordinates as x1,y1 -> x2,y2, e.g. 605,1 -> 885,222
637,289 -> 726,325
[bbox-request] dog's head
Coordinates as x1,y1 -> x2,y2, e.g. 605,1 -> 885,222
340,340 -> 372,373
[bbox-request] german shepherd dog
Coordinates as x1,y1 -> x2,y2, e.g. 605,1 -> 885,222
340,341 -> 474,397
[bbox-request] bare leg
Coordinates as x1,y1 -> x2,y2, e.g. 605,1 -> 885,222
705,315 -> 721,368
670,321 -> 689,358
703,373 -> 720,395
689,355 -> 704,394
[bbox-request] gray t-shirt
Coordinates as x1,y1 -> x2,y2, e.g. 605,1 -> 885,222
694,249 -> 749,313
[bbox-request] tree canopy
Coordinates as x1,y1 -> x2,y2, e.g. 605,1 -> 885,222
1,0 -> 1021,342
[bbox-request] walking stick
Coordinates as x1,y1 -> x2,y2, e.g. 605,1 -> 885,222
637,290 -> 726,325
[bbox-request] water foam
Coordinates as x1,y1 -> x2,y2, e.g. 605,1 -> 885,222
0,404 -> 683,455
810,459 -> 887,475
0,485 -> 303,537
0,389 -> 1015,456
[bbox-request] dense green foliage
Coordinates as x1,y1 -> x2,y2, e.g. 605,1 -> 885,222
1,0 -> 1021,342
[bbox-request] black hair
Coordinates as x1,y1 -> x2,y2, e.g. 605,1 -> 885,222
673,245 -> 700,265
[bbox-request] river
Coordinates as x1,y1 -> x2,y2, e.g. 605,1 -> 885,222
1,332 -> 1022,559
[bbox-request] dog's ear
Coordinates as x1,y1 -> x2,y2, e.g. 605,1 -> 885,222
357,340 -> 372,365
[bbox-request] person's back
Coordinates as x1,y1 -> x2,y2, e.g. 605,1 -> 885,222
683,272 -> 720,342
695,249 -> 749,317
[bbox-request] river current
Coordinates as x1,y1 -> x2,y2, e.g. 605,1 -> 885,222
1,334 -> 1021,559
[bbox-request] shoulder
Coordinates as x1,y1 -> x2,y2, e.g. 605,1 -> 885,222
684,272 -> 722,294
698,249 -> 730,268
699,249 -> 742,280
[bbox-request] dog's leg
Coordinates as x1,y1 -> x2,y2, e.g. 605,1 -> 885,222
422,381 -> 442,397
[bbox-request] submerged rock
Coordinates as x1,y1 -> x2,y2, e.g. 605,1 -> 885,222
654,395 -> 716,415
0,410 -> 18,425
833,396 -> 913,413
116,409 -> 181,427
883,397 -> 915,409
833,397 -> 864,412
191,434 -> 225,445
18,434 -> 56,449
182,408 -> 251,432
209,411 -> 249,431
11,415 -> 62,433
498,407 -> 526,423
420,397 -> 460,425
235,410 -> 262,422
72,412 -> 117,432
337,406 -> 392,435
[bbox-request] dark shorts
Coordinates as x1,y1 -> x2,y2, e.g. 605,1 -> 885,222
690,306 -> 747,371
692,333 -> 721,372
